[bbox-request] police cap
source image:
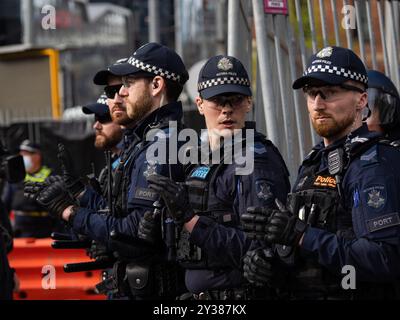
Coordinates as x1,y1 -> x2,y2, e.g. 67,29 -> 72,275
293,46 -> 368,89
197,55 -> 252,99
82,93 -> 112,123
107,43 -> 189,86
93,58 -> 128,86
19,140 -> 41,153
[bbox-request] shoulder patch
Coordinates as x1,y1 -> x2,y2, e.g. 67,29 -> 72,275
250,142 -> 267,155
255,179 -> 274,201
190,166 -> 210,179
143,160 -> 159,178
363,185 -> 386,210
366,213 -> 400,233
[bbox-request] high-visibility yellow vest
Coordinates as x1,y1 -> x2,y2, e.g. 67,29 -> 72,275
24,166 -> 52,183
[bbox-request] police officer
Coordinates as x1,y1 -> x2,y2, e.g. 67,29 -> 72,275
3,140 -> 59,238
83,93 -> 123,155
25,43 -> 189,299
81,93 -> 123,200
63,58 -> 133,216
242,46 -> 400,299
79,93 -> 123,264
94,58 -> 133,129
145,55 -> 290,299
365,69 -> 400,140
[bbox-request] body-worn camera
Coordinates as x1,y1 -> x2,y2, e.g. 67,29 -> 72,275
0,143 -> 25,183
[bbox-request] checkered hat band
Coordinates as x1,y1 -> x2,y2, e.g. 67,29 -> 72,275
304,64 -> 368,84
127,57 -> 180,82
97,97 -> 108,105
198,77 -> 250,91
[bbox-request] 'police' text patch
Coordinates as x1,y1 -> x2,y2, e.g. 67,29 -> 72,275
134,188 -> 159,202
366,212 -> 400,233
190,166 -> 210,179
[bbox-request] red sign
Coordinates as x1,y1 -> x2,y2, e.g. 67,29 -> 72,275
263,0 -> 288,15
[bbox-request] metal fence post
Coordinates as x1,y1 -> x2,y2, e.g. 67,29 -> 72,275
252,0 -> 279,145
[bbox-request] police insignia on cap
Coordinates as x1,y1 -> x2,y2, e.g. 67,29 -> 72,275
97,94 -> 108,105
316,46 -> 333,58
364,186 -> 386,209
217,57 -> 233,71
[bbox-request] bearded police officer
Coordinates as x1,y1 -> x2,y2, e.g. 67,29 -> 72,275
146,55 -> 290,299
242,46 -> 400,299
25,43 -> 190,299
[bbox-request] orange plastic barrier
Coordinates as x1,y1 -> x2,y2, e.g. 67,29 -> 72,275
8,238 -> 106,300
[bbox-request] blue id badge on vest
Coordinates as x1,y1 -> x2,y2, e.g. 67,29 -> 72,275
190,166 -> 210,179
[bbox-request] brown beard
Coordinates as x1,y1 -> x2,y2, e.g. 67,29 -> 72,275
110,107 -> 132,126
94,130 -> 122,151
126,88 -> 153,123
312,112 -> 355,139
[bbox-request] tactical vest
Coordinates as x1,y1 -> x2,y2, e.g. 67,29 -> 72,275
109,117 -> 186,299
112,119 -> 182,217
284,135 -> 399,299
177,136 -> 275,270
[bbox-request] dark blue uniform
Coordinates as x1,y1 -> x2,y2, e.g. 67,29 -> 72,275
183,127 -> 290,294
69,102 -> 186,245
289,124 -> 400,297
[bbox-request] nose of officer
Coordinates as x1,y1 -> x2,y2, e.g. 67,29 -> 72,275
312,94 -> 327,111
221,103 -> 234,115
93,121 -> 102,130
114,90 -> 124,103
119,85 -> 129,98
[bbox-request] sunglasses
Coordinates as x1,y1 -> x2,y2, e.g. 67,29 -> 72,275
95,114 -> 112,124
206,94 -> 248,109
104,84 -> 123,99
303,84 -> 365,102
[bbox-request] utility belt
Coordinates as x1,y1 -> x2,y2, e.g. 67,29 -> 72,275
13,210 -> 50,218
192,286 -> 272,300
96,260 -> 183,299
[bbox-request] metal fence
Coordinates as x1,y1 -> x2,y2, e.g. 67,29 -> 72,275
228,0 -> 400,181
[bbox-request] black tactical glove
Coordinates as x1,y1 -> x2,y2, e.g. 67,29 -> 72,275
264,199 -> 307,246
241,206 -> 273,242
146,174 -> 195,225
243,248 -> 286,288
57,143 -> 85,197
45,175 -> 63,184
86,240 -> 112,261
243,248 -> 274,286
137,211 -> 161,244
24,180 -> 75,219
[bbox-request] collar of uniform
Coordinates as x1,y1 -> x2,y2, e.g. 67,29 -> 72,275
303,124 -> 372,166
132,101 -> 183,139
317,123 -> 375,153
122,128 -> 136,148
